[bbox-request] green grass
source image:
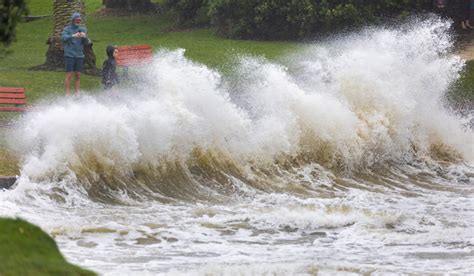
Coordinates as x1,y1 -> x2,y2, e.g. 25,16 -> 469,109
450,60 -> 474,102
0,218 -> 96,276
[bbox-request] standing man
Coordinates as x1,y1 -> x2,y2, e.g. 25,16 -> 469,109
61,12 -> 90,96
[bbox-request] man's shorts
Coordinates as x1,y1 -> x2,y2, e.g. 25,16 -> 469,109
65,57 -> 84,73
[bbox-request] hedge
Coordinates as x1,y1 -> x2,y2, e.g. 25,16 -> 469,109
163,0 -> 466,40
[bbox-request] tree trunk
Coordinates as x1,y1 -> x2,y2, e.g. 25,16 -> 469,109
104,0 -> 153,11
39,0 -> 97,74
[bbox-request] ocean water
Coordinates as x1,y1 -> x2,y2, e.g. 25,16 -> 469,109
1,19 -> 473,275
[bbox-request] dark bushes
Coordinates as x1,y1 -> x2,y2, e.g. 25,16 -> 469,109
163,0 -> 447,40
1,0 -> 28,51
208,0 -> 318,39
162,0 -> 210,27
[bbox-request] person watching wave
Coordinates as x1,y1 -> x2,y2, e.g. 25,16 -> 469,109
102,45 -> 120,91
61,12 -> 91,96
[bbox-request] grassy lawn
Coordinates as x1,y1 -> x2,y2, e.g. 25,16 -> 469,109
0,218 -> 96,276
449,60 -> 474,103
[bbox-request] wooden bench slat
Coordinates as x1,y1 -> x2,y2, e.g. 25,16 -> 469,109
116,44 -> 153,67
117,54 -> 153,58
117,49 -> 152,53
0,93 -> 26,99
117,52 -> 152,56
117,56 -> 152,61
0,87 -> 25,93
118,45 -> 151,50
0,106 -> 27,112
117,61 -> 150,65
117,57 -> 152,62
117,52 -> 152,57
117,62 -> 148,65
0,98 -> 26,105
0,87 -> 27,112
117,60 -> 152,65
119,47 -> 151,51
120,48 -> 152,52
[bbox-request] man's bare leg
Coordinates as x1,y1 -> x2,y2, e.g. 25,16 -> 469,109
65,72 -> 73,96
74,72 -> 81,95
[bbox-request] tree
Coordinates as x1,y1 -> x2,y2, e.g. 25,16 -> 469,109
104,0 -> 153,11
39,0 -> 97,73
0,0 -> 28,56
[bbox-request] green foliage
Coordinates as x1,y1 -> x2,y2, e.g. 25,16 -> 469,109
104,0 -> 153,11
0,218 -> 96,275
162,0 -> 209,26
24,0 -> 102,16
0,0 -> 28,55
207,0 -> 434,40
208,0 -> 321,39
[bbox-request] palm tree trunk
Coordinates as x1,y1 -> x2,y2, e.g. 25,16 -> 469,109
40,0 -> 97,73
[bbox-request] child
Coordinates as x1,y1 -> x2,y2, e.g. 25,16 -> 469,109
102,45 -> 119,90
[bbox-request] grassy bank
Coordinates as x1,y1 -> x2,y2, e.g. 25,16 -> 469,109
0,218 -> 96,275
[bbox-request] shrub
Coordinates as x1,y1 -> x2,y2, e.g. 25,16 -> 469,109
163,0 -> 210,27
208,0 -> 435,40
164,0 -> 458,40
0,0 -> 28,55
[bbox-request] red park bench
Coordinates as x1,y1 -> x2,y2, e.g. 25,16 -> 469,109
0,87 -> 27,112
116,44 -> 153,78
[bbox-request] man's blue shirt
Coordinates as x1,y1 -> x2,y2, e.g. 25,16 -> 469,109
61,24 -> 88,58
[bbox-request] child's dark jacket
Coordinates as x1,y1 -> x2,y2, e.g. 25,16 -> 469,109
102,46 -> 119,89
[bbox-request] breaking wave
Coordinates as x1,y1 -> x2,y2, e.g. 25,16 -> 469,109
7,18 -> 474,204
